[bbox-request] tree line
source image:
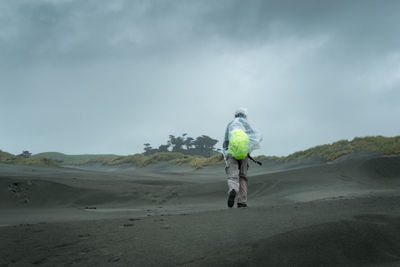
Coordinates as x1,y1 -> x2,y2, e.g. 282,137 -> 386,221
143,133 -> 220,157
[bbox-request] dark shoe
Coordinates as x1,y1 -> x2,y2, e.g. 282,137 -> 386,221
227,190 -> 236,208
237,203 -> 247,208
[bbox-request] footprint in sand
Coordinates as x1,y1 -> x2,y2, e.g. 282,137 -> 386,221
31,257 -> 48,265
120,223 -> 134,228
8,182 -> 31,203
108,256 -> 121,263
78,234 -> 91,239
161,224 -> 170,229
80,248 -> 90,255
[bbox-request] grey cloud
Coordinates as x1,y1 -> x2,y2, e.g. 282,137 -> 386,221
2,0 -> 400,70
1,0 -> 400,156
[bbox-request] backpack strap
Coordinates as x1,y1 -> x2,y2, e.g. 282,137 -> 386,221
247,154 -> 262,166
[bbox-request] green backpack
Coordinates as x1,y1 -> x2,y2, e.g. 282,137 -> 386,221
228,130 -> 249,160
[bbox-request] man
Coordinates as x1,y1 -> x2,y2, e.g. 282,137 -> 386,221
222,108 -> 262,208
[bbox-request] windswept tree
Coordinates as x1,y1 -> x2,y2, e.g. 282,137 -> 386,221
158,144 -> 170,152
143,143 -> 153,156
192,135 -> 219,156
174,135 -> 186,152
184,136 -> 194,150
168,134 -> 186,152
18,151 -> 32,158
143,134 -> 219,157
167,135 -> 176,151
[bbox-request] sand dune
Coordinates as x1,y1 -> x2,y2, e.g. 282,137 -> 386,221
1,155 -> 400,266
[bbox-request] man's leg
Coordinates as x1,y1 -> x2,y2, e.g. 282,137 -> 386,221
225,155 -> 239,207
238,177 -> 248,204
237,157 -> 249,206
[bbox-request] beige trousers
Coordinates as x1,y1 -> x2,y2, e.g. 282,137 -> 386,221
225,155 -> 249,204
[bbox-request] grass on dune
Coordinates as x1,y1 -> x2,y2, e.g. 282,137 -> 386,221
77,152 -> 225,169
0,150 -> 59,167
277,135 -> 400,163
173,154 -> 225,169
102,152 -> 183,167
2,136 -> 399,168
32,152 -> 119,165
0,150 -> 14,159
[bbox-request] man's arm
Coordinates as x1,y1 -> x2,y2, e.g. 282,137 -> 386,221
222,123 -> 230,157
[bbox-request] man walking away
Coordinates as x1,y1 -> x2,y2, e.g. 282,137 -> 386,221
222,108 -> 262,208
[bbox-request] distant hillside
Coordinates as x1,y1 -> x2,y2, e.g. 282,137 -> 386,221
73,136 -> 400,169
0,150 -> 14,159
32,152 -> 119,165
0,150 -> 58,167
258,135 -> 400,163
2,136 -> 399,169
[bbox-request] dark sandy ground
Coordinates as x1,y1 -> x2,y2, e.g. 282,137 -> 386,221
1,155 -> 400,266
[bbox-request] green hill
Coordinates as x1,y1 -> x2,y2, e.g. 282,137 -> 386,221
0,150 -> 14,159
0,150 -> 58,167
32,152 -> 119,165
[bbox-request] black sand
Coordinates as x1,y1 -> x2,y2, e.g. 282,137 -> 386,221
1,155 -> 400,266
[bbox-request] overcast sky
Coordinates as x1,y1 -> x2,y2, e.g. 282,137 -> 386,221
1,0 -> 400,156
